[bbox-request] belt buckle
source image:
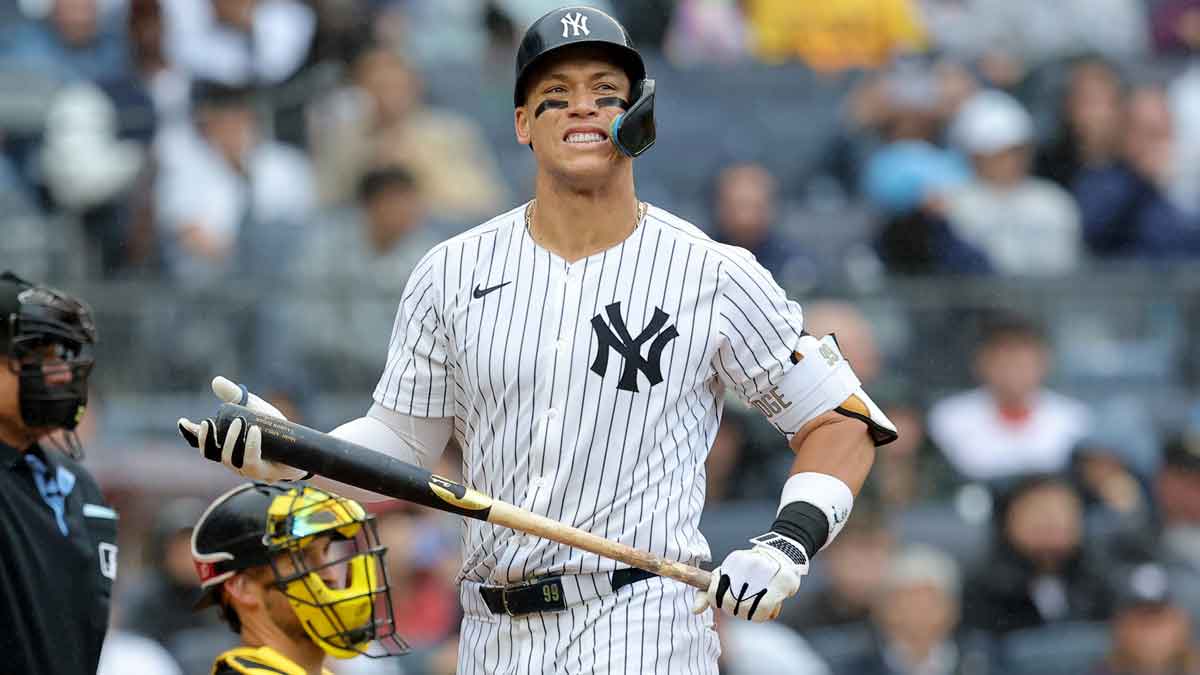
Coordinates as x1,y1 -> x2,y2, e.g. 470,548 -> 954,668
500,578 -> 534,617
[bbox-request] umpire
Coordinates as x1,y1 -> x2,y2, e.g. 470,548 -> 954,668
0,271 -> 115,674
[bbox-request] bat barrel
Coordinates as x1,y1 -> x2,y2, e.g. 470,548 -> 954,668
214,402 -> 495,520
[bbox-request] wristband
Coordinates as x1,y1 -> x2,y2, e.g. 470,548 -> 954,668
777,472 -> 854,551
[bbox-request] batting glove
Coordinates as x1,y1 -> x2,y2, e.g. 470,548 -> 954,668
691,532 -> 809,622
177,376 -> 307,481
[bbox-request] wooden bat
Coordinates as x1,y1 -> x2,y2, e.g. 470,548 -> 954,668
215,402 -> 713,591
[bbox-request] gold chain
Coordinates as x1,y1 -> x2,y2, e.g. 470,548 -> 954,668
525,200 -> 647,240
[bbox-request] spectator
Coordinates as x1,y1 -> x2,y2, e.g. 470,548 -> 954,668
280,165 -> 440,389
711,162 -> 817,291
945,89 -> 1082,276
850,544 -> 998,675
801,301 -> 882,386
741,0 -> 928,71
1169,60 -> 1200,217
780,505 -> 893,632
1090,563 -> 1200,675
1150,0 -> 1200,55
962,475 -> 1114,634
308,46 -> 508,222
116,0 -> 192,138
928,314 -> 1091,482
37,82 -> 145,215
866,401 -> 962,509
1068,438 -> 1153,532
662,0 -> 749,66
161,0 -> 316,86
1073,85 -> 1200,258
861,63 -> 985,276
1113,432 -> 1200,619
0,0 -> 129,85
155,81 -> 314,284
118,497 -> 221,650
1034,56 -> 1125,190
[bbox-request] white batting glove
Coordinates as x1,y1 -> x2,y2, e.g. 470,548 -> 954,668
691,532 -> 809,622
177,376 -> 307,481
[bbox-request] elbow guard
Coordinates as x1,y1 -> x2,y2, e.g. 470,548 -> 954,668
749,334 -> 898,447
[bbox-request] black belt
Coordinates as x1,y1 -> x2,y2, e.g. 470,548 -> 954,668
480,568 -> 658,616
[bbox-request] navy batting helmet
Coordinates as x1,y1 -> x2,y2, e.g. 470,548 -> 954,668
513,6 -> 656,157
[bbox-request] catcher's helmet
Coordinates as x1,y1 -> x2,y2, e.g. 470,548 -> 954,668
514,6 -> 656,157
0,271 -> 96,442
192,482 -> 408,659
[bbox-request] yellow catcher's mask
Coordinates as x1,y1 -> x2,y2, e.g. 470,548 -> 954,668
263,485 -> 406,659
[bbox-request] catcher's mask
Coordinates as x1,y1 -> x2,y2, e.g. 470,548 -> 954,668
0,271 -> 96,455
192,482 -> 408,659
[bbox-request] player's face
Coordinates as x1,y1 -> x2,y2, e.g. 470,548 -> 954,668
515,51 -> 632,184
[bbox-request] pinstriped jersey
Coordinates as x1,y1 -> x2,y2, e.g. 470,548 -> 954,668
374,202 -> 830,585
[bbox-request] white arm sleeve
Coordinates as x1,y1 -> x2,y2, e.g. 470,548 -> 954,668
312,404 -> 454,503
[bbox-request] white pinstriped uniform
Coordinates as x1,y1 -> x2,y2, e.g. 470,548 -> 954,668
374,202 -> 835,674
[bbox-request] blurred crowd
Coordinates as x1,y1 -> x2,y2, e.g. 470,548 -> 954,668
4,0 -> 1200,673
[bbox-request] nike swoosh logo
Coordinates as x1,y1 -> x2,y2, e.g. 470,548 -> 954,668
472,281 -> 511,299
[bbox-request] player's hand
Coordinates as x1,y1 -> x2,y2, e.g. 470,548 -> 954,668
177,376 -> 307,481
691,532 -> 809,622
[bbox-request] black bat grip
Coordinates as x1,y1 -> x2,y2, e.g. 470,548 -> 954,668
214,402 -> 493,519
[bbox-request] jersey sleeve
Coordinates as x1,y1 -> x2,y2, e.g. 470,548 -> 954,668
712,250 -> 808,399
712,252 -> 870,440
373,248 -> 452,417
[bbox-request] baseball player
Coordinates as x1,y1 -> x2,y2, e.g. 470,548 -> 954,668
191,482 -> 407,674
0,271 -> 114,675
179,6 -> 898,673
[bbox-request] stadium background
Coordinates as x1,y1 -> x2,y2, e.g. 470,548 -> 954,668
3,0 -> 1200,672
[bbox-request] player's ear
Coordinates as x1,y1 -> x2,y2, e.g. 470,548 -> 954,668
224,572 -> 261,609
515,106 -> 532,147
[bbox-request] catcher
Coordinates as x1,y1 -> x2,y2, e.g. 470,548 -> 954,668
191,482 -> 408,674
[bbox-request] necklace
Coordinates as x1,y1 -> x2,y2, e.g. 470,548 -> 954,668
525,199 -> 648,242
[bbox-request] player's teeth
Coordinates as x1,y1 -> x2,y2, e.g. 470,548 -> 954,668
567,133 -> 603,143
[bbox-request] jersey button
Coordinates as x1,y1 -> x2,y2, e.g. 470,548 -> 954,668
546,408 -> 558,419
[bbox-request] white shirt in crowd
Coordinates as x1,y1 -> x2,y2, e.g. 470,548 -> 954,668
946,179 -> 1082,277
928,388 -> 1092,481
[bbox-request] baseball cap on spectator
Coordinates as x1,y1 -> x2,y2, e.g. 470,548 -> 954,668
1115,562 -> 1173,610
950,89 -> 1034,155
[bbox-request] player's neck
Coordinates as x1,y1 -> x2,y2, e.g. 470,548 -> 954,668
530,170 -> 639,262
241,621 -> 327,674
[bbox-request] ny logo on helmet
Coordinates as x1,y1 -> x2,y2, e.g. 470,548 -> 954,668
561,12 -> 590,37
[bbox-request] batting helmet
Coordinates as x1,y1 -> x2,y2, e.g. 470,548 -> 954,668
192,482 -> 408,659
513,6 -> 656,157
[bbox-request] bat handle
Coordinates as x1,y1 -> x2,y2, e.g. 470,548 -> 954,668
488,502 -> 713,591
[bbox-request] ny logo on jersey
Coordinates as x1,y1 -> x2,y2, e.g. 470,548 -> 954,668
560,12 -> 590,37
590,302 -> 678,392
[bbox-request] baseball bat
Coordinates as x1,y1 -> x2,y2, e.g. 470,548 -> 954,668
215,402 -> 713,591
